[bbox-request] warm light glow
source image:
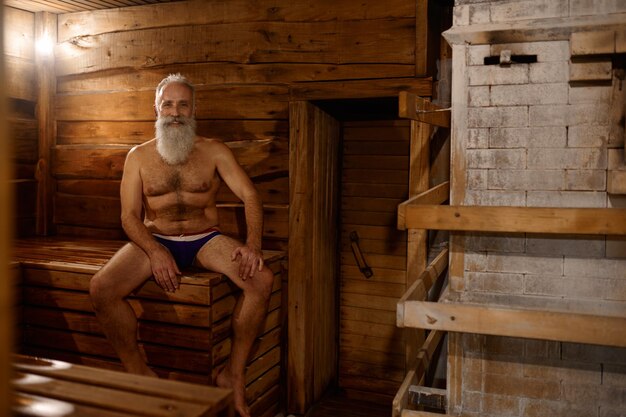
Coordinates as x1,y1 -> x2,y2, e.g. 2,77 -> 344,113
35,32 -> 54,57
14,393 -> 75,417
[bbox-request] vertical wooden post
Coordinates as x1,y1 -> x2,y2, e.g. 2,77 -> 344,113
0,3 -> 15,414
288,101 -> 340,414
447,42 -> 470,414
415,0 -> 429,76
405,120 -> 431,370
34,11 -> 56,236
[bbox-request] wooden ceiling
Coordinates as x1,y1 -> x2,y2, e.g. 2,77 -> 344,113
4,0 -> 183,13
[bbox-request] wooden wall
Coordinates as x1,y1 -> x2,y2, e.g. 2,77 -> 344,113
50,0 -> 421,250
5,6 -> 38,237
339,120 -> 410,403
5,0 -> 448,411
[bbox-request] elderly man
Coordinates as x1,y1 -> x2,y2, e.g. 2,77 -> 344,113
89,73 -> 273,417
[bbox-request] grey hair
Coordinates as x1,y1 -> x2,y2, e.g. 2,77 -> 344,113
154,73 -> 196,110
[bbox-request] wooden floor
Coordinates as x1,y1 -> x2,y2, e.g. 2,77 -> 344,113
305,391 -> 391,417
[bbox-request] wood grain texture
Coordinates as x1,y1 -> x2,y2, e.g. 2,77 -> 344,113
405,205 -> 626,235
58,0 -> 415,41
288,101 -> 340,413
401,299 -> 626,348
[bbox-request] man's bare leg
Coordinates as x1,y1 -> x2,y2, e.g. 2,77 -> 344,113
195,236 -> 274,417
90,243 -> 157,377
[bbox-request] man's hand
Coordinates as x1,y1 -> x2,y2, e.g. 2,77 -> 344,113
231,244 -> 264,280
149,245 -> 181,292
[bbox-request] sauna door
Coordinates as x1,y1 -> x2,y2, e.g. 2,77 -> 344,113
288,101 -> 341,414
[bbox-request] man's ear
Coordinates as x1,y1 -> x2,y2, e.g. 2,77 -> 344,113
153,105 -> 158,118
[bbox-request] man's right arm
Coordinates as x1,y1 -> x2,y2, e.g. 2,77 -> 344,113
120,148 -> 181,292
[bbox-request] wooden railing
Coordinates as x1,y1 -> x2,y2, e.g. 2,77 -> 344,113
393,91 -> 626,417
393,91 -> 451,417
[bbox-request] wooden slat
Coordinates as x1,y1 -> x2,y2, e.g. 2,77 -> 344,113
404,205 -> 626,235
402,410 -> 450,417
57,0 -> 416,42
57,119 -> 288,145
291,78 -> 432,101
3,7 -> 34,60
56,86 -> 289,121
13,360 -> 231,417
57,64 -> 414,93
397,181 -> 450,230
13,392 -> 133,417
401,300 -> 626,348
5,56 -> 36,101
56,20 -> 414,76
397,181 -> 449,230
13,354 -> 231,409
398,91 -> 450,128
396,248 -> 449,324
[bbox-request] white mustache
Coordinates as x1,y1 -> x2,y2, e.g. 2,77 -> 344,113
161,115 -> 190,125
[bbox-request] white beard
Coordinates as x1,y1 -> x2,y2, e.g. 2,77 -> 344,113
155,115 -> 197,165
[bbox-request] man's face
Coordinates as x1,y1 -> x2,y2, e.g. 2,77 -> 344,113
156,82 -> 194,123
154,82 -> 197,165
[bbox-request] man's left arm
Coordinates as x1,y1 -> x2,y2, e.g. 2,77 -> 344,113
214,142 -> 265,279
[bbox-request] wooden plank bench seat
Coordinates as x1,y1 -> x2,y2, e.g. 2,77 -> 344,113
13,236 -> 286,417
13,354 -> 234,417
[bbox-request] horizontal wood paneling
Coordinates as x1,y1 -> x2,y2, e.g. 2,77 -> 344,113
57,0 -> 415,41
56,85 -> 290,121
57,120 -> 288,145
4,7 -> 34,60
6,56 -> 36,101
338,120 -> 409,403
57,64 -> 414,93
56,20 -> 414,76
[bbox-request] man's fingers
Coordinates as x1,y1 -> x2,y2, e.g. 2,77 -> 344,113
258,258 -> 264,272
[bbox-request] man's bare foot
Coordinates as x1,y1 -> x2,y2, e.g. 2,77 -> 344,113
216,366 -> 250,417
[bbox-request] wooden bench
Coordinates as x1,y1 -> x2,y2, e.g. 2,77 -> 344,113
13,354 -> 234,417
13,237 -> 286,417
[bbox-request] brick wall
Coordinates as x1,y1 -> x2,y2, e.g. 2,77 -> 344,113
447,1 -> 626,416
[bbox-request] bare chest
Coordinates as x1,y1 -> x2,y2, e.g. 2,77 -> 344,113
142,163 -> 217,197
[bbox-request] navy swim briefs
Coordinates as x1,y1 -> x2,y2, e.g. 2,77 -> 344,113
153,227 -> 221,268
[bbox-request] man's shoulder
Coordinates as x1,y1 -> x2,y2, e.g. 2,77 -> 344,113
196,137 -> 230,152
129,139 -> 156,156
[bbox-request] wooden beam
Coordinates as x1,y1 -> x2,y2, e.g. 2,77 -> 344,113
415,0 -> 428,76
397,249 -> 449,315
404,205 -> 626,235
392,369 -> 417,417
405,119 -> 430,371
290,78 -> 432,101
35,12 -> 57,235
401,300 -> 626,348
402,410 -> 451,417
397,181 -> 449,230
443,13 -> 626,46
399,91 -> 450,128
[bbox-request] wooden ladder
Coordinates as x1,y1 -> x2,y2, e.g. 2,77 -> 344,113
393,91 -> 451,417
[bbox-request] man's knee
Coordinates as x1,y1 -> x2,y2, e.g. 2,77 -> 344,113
251,267 -> 274,301
89,270 -> 117,310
